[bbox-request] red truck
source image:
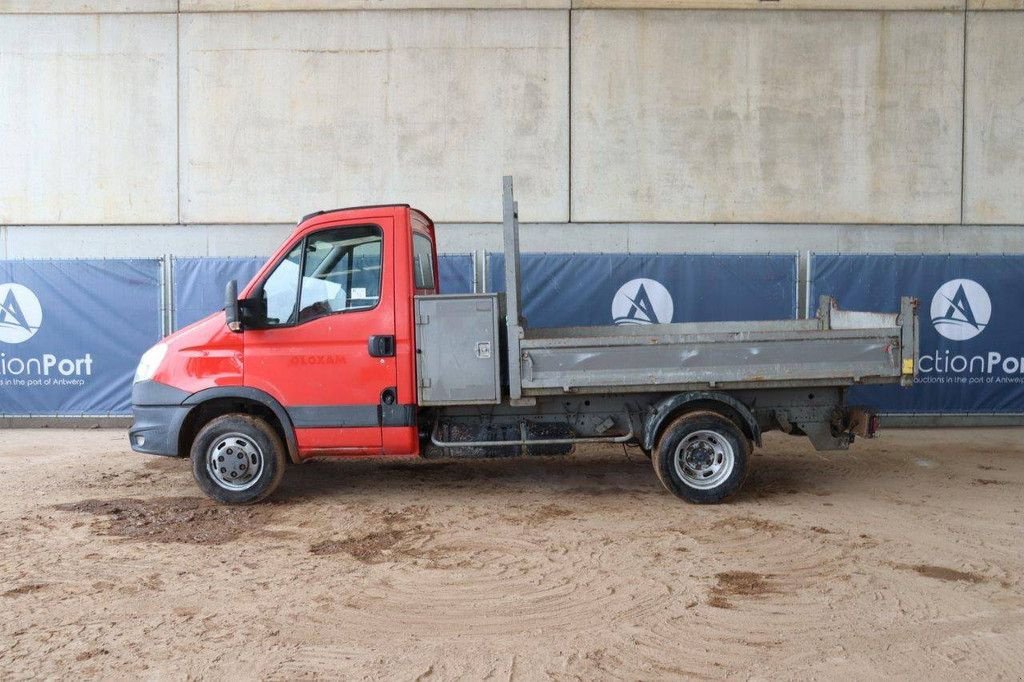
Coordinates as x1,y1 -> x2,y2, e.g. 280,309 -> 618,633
131,178 -> 918,505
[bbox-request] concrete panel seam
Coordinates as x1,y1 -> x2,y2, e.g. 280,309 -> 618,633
568,3 -> 966,9
8,220 -> 1024,227
180,3 -> 961,10
567,6 -> 572,223
960,6 -> 967,224
0,10 -> 176,15
10,222 -> 1024,259
176,11 -> 182,224
9,2 -> 1024,11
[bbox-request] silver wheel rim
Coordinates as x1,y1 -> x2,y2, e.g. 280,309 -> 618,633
206,432 -> 264,492
673,429 -> 735,490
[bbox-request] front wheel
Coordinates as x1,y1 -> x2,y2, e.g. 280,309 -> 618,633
653,411 -> 750,504
191,414 -> 287,504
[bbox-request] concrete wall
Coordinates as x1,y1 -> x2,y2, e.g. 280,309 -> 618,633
179,10 -> 568,223
572,10 -> 963,223
0,13 -> 178,224
1,3 -> 1022,260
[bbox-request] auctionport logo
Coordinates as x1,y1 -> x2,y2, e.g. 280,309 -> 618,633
930,279 -> 990,342
612,278 -> 673,325
0,282 -> 93,385
0,283 -> 42,344
917,277 -> 1024,382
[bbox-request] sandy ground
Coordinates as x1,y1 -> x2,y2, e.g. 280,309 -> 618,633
1,428 -> 1023,680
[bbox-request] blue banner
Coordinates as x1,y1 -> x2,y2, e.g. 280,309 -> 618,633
811,254 -> 1024,414
172,257 -> 264,330
486,253 -> 797,328
439,254 -> 474,294
0,259 -> 162,416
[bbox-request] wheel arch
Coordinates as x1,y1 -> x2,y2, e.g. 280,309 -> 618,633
180,387 -> 300,464
643,391 -> 761,452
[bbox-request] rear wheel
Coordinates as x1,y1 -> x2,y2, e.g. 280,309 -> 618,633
191,414 -> 287,505
653,410 -> 750,504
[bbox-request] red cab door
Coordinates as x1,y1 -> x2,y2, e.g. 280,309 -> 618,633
243,217 -> 397,456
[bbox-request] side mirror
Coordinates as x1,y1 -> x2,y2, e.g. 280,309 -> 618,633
225,280 -> 242,332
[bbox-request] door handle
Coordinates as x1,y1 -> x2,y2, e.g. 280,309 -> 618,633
368,334 -> 395,358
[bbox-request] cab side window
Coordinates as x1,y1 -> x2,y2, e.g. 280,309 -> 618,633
257,225 -> 383,327
297,226 -> 383,323
413,233 -> 435,290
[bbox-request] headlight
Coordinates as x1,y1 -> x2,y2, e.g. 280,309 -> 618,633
134,343 -> 167,383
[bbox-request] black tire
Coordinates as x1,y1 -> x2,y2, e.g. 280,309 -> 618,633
191,414 -> 287,505
652,410 -> 750,504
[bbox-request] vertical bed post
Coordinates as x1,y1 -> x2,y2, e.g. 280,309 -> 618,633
502,176 -> 525,402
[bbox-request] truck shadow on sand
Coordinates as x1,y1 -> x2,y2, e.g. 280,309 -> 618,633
270,447 -> 863,503
89,445 -> 886,516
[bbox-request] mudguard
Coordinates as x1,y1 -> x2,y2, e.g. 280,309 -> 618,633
643,391 -> 761,451
183,386 -> 300,464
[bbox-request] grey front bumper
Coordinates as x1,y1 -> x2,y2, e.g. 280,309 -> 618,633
129,381 -> 193,457
129,405 -> 191,456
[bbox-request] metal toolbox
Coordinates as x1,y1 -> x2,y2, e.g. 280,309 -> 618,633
415,294 -> 501,405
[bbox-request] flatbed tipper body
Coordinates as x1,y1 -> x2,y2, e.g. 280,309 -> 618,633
130,177 -> 919,504
517,315 -> 910,395
416,299 -> 914,401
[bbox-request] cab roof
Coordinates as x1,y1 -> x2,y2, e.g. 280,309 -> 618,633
299,203 -> 411,224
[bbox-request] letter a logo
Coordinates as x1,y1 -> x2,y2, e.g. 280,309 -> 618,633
0,283 -> 43,344
930,279 -> 990,342
612,278 -> 674,326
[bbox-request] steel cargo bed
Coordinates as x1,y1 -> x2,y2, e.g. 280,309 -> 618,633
514,298 -> 916,396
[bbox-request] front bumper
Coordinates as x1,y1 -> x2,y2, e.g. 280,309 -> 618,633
129,381 -> 193,457
129,405 -> 191,456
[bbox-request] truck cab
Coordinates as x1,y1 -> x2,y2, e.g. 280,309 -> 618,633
131,204 -> 438,500
131,179 -> 917,505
